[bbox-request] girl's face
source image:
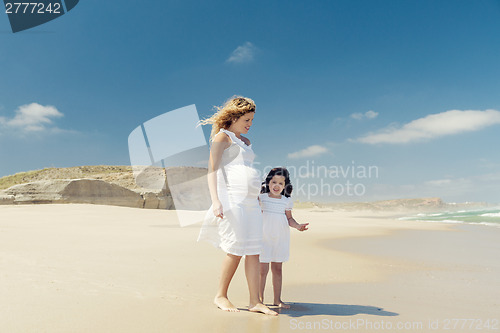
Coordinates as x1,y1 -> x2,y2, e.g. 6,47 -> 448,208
268,175 -> 286,197
231,112 -> 254,134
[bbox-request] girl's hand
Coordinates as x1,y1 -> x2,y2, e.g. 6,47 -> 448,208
297,223 -> 309,231
213,200 -> 224,219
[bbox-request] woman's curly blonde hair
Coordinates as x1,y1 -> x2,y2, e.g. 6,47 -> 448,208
199,96 -> 256,141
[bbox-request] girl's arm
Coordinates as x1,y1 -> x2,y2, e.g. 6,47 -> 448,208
258,195 -> 263,212
207,133 -> 231,218
285,210 -> 309,231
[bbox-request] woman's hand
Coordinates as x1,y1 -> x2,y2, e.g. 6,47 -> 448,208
296,223 -> 309,231
213,200 -> 224,219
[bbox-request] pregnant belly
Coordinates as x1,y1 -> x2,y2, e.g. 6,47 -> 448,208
223,165 -> 261,199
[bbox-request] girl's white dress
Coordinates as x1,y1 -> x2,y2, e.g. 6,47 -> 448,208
197,128 -> 263,256
258,193 -> 293,263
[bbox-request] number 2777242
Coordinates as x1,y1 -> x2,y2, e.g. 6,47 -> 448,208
5,2 -> 62,14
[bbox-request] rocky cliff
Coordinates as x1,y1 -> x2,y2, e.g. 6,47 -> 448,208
0,166 -> 210,209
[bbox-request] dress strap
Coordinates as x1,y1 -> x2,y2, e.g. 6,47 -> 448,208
219,128 -> 251,148
219,128 -> 235,143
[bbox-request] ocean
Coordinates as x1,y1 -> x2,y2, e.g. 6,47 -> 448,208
399,207 -> 500,228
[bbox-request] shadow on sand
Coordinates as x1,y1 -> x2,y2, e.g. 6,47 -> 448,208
272,303 -> 399,317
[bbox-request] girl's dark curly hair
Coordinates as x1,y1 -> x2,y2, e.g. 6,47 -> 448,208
261,167 -> 293,198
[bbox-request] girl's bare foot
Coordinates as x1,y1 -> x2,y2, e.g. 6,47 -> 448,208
249,303 -> 278,316
214,296 -> 239,312
275,301 -> 291,309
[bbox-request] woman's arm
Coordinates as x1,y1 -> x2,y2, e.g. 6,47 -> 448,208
208,133 -> 231,218
285,210 -> 309,231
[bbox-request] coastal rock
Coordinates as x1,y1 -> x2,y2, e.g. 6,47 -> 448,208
141,191 -> 174,209
5,180 -> 66,204
142,192 -> 160,209
0,193 -> 15,204
132,166 -> 169,194
165,167 -> 211,210
3,179 -> 144,208
61,179 -> 144,207
158,194 -> 174,210
0,165 -> 212,210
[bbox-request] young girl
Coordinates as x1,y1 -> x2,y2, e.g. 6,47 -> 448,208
197,96 -> 277,316
258,167 -> 308,309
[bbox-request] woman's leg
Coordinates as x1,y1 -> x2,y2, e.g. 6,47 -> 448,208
259,262 -> 269,303
214,253 -> 241,312
246,255 -> 278,315
271,262 -> 290,308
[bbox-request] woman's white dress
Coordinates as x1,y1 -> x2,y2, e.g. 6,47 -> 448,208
258,193 -> 293,263
197,128 -> 263,256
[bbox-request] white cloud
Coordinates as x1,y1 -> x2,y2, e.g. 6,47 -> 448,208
424,179 -> 453,187
288,145 -> 328,159
0,103 -> 64,133
351,110 -> 379,120
355,109 -> 500,144
226,42 -> 256,64
365,110 -> 378,119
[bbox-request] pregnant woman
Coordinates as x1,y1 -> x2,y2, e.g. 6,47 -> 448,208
198,96 -> 277,316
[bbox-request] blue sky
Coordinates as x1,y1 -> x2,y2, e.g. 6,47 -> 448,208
1,0 -> 500,203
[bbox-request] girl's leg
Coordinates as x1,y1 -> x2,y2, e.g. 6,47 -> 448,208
259,262 -> 269,303
271,262 -> 290,308
214,253 -> 242,312
245,255 -> 278,315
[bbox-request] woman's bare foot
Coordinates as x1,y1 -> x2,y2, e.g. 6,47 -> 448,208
214,296 -> 239,312
249,303 -> 278,316
275,301 -> 291,309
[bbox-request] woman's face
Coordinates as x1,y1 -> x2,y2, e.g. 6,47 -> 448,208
268,175 -> 286,197
231,112 -> 254,134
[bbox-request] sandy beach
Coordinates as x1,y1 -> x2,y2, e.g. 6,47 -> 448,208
1,204 -> 499,333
